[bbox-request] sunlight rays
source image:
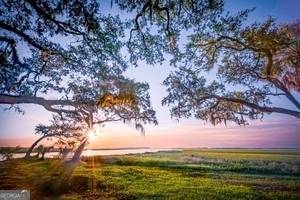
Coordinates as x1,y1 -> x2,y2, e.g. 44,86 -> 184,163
87,128 -> 98,142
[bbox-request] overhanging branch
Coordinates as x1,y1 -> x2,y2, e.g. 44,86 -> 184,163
0,94 -> 77,115
208,94 -> 300,119
266,77 -> 300,110
0,21 -> 47,51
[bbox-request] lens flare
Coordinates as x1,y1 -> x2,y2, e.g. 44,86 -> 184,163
88,128 -> 97,141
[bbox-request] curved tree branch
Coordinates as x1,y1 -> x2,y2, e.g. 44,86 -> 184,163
0,21 -> 47,51
210,95 -> 300,118
266,77 -> 300,110
128,0 -> 151,48
0,36 -> 21,65
0,94 -> 77,114
25,0 -> 88,37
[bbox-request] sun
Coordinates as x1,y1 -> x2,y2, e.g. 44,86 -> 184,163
87,128 -> 98,141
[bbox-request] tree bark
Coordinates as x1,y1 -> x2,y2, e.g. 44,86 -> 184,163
69,139 -> 87,164
24,135 -> 47,159
25,134 -> 59,159
41,147 -> 53,159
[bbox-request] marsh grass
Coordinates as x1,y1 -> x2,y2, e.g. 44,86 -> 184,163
0,149 -> 299,199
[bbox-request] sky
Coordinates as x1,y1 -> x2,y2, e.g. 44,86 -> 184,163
0,0 -> 300,148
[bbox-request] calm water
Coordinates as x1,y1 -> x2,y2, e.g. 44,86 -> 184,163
1,148 -> 179,161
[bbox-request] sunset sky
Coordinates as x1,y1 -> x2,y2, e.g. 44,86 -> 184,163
0,0 -> 300,148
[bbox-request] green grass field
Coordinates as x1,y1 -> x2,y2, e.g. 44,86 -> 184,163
0,149 -> 300,199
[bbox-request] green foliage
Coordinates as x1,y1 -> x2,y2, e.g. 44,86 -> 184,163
163,15 -> 300,125
1,1 -> 162,154
116,0 -> 224,66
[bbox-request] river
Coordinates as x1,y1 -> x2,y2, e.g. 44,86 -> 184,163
0,148 -> 180,161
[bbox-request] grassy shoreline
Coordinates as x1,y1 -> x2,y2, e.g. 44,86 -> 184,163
1,149 -> 299,199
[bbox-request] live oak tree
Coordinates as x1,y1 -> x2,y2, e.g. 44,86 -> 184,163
2,1 -> 298,140
18,52 -> 157,162
0,0 -> 224,116
24,115 -> 84,159
1,0 -> 224,160
0,0 -> 126,113
0,0 -> 157,160
163,15 -> 300,125
32,76 -> 158,162
0,0 -> 96,157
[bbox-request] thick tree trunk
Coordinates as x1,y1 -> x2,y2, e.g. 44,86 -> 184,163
69,139 -> 87,164
24,135 -> 46,159
41,147 -> 52,159
60,148 -> 71,160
